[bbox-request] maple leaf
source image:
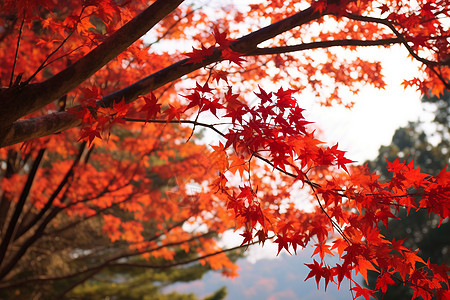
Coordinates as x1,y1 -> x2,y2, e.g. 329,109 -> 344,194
304,260 -> 325,289
386,157 -> 406,173
183,90 -> 203,112
274,87 -> 297,111
332,263 -> 351,289
201,97 -> 225,117
356,257 -> 377,284
404,160 -> 429,188
403,249 -> 426,267
78,127 -> 102,146
351,283 -> 375,300
79,85 -> 102,101
255,229 -> 267,246
390,237 -> 408,253
185,44 -> 215,64
312,242 -> 334,262
209,142 -> 229,172
312,0 -> 327,13
164,104 -> 184,123
193,81 -> 214,94
237,185 -> 254,202
212,70 -> 229,84
222,48 -> 245,66
254,86 -> 273,104
378,4 -> 390,14
330,143 -> 355,173
224,89 -> 247,124
240,229 -> 253,247
331,238 -> 347,259
139,92 -> 161,121
228,154 -> 248,178
375,272 -> 396,294
213,26 -> 233,49
274,234 -> 291,256
315,147 -> 335,166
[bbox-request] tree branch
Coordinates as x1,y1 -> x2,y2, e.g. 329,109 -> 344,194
0,6 -> 323,148
0,232 -> 267,290
0,231 -> 216,288
345,13 -> 450,89
0,148 -> 45,268
247,37 -> 401,56
8,16 -> 24,88
0,0 -> 184,128
14,143 -> 86,240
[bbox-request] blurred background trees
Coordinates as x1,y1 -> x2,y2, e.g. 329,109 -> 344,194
0,124 -> 239,299
366,90 -> 450,299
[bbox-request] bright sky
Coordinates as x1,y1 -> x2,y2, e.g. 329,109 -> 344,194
302,45 -> 423,163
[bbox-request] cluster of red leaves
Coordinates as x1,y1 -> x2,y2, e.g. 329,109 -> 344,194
68,86 -> 131,145
183,75 -> 449,298
185,26 -> 245,66
1,0 -> 450,298
68,59 -> 450,296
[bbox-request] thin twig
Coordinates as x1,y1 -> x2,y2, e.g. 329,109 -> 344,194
346,13 -> 450,89
25,7 -> 86,84
9,15 -> 25,87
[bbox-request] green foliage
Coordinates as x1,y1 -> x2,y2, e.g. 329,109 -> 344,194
68,262 -> 226,300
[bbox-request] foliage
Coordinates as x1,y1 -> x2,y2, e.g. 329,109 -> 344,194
69,263 -> 228,300
365,90 -> 450,299
0,0 -> 449,299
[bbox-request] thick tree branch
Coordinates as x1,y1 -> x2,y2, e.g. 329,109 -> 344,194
1,113 -> 82,148
0,6 -> 323,148
0,0 -> 184,128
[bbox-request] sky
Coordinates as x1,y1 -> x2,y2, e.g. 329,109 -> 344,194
301,45 -> 424,164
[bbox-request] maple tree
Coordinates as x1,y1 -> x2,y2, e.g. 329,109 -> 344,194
0,0 -> 449,299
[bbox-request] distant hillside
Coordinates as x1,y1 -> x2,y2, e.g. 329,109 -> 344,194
165,247 -> 360,300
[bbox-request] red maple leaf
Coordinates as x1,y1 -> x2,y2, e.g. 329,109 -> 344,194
312,242 -> 334,262
164,104 -> 184,123
304,260 -> 333,289
375,272 -> 396,294
222,48 -> 245,66
212,70 -> 229,84
185,44 -> 215,64
78,127 -> 102,146
240,229 -> 253,247
274,234 -> 291,255
139,92 -> 161,121
352,283 -> 375,300
213,26 -> 233,49
330,143 -> 355,173
201,97 -> 224,117
378,4 -> 390,14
